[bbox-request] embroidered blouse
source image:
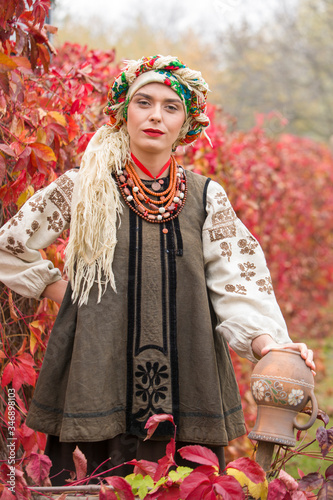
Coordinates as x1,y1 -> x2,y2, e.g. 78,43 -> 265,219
0,169 -> 291,363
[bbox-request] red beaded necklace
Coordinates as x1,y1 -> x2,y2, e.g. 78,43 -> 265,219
116,155 -> 187,223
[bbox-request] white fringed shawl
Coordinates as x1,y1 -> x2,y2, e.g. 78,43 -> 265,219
65,125 -> 129,306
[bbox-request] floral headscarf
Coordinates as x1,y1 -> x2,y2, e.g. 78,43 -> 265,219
104,55 -> 210,146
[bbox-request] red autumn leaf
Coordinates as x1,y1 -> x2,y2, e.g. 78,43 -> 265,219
178,445 -> 220,468
25,452 -> 52,484
99,484 -> 118,500
144,413 -> 175,440
149,484 -> 181,500
298,472 -> 324,492
0,486 -> 17,500
30,142 -> 56,162
11,352 -> 37,390
267,478 -> 290,500
212,475 -> 245,500
0,144 -> 16,157
47,122 -> 69,142
72,445 -> 87,480
70,98 -> 81,115
179,472 -> 212,499
1,362 -> 14,388
131,459 -> 158,478
226,457 -> 266,484
316,427 -> 333,458
104,476 -> 135,500
77,132 -> 94,154
188,465 -> 216,478
154,438 -> 177,481
278,470 -> 298,492
11,56 -> 32,70
37,43 -> 50,72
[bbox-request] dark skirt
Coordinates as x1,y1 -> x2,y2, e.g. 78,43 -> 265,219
45,434 -> 225,486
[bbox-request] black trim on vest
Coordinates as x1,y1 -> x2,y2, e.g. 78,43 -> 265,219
165,219 -> 180,428
126,209 -> 137,431
134,217 -> 143,355
160,224 -> 168,355
173,217 -> 183,256
203,178 -> 211,216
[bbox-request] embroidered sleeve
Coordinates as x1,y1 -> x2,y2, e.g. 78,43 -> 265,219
0,169 -> 79,300
202,180 -> 291,363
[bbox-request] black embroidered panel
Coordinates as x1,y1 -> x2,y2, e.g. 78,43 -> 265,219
126,210 -> 180,437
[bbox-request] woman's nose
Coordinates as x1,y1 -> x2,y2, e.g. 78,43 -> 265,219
149,105 -> 162,122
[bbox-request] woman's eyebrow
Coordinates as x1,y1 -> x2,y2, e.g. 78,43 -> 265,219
134,92 -> 182,104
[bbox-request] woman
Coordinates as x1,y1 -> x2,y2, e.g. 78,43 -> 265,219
0,55 -> 315,483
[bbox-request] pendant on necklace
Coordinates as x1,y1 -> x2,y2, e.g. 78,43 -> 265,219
151,181 -> 161,192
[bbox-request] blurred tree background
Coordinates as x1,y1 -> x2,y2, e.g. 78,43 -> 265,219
53,0 -> 333,142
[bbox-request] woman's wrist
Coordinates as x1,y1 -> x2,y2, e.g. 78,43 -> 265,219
251,334 -> 275,358
41,279 -> 68,304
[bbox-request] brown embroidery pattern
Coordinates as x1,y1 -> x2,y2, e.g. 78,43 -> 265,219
215,192 -> 228,206
225,284 -> 247,295
237,237 -> 258,255
238,262 -> 256,281
209,224 -> 236,242
212,207 -> 236,225
29,195 -> 47,213
48,174 -> 74,223
208,203 -> 237,242
47,211 -> 64,232
256,277 -> 273,295
220,242 -> 232,261
26,220 -> 40,237
8,211 -> 24,229
6,237 -> 24,256
0,229 -> 5,236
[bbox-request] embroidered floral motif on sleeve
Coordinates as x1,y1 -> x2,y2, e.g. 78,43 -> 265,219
256,276 -> 273,294
47,211 -> 64,232
225,283 -> 247,295
238,262 -> 256,281
220,241 -> 232,261
6,237 -> 24,256
29,195 -> 47,213
48,174 -> 74,223
215,192 -> 228,206
26,220 -> 40,237
237,237 -> 259,255
7,211 -> 24,229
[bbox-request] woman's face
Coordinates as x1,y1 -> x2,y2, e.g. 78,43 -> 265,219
126,82 -> 186,158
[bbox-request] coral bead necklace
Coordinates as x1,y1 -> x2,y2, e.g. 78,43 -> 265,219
115,155 -> 187,223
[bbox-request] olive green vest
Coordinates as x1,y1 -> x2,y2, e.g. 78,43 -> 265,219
27,170 -> 245,445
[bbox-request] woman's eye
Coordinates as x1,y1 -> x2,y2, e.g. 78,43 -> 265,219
138,100 -> 150,106
166,105 -> 178,112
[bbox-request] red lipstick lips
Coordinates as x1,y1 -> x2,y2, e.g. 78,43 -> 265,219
143,129 -> 164,137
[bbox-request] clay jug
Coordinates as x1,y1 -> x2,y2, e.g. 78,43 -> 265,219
248,348 -> 318,447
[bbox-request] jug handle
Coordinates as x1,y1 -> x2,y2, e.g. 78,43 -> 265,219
293,390 -> 318,431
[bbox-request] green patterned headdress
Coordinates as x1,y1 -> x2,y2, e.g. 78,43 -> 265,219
104,55 -> 210,146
